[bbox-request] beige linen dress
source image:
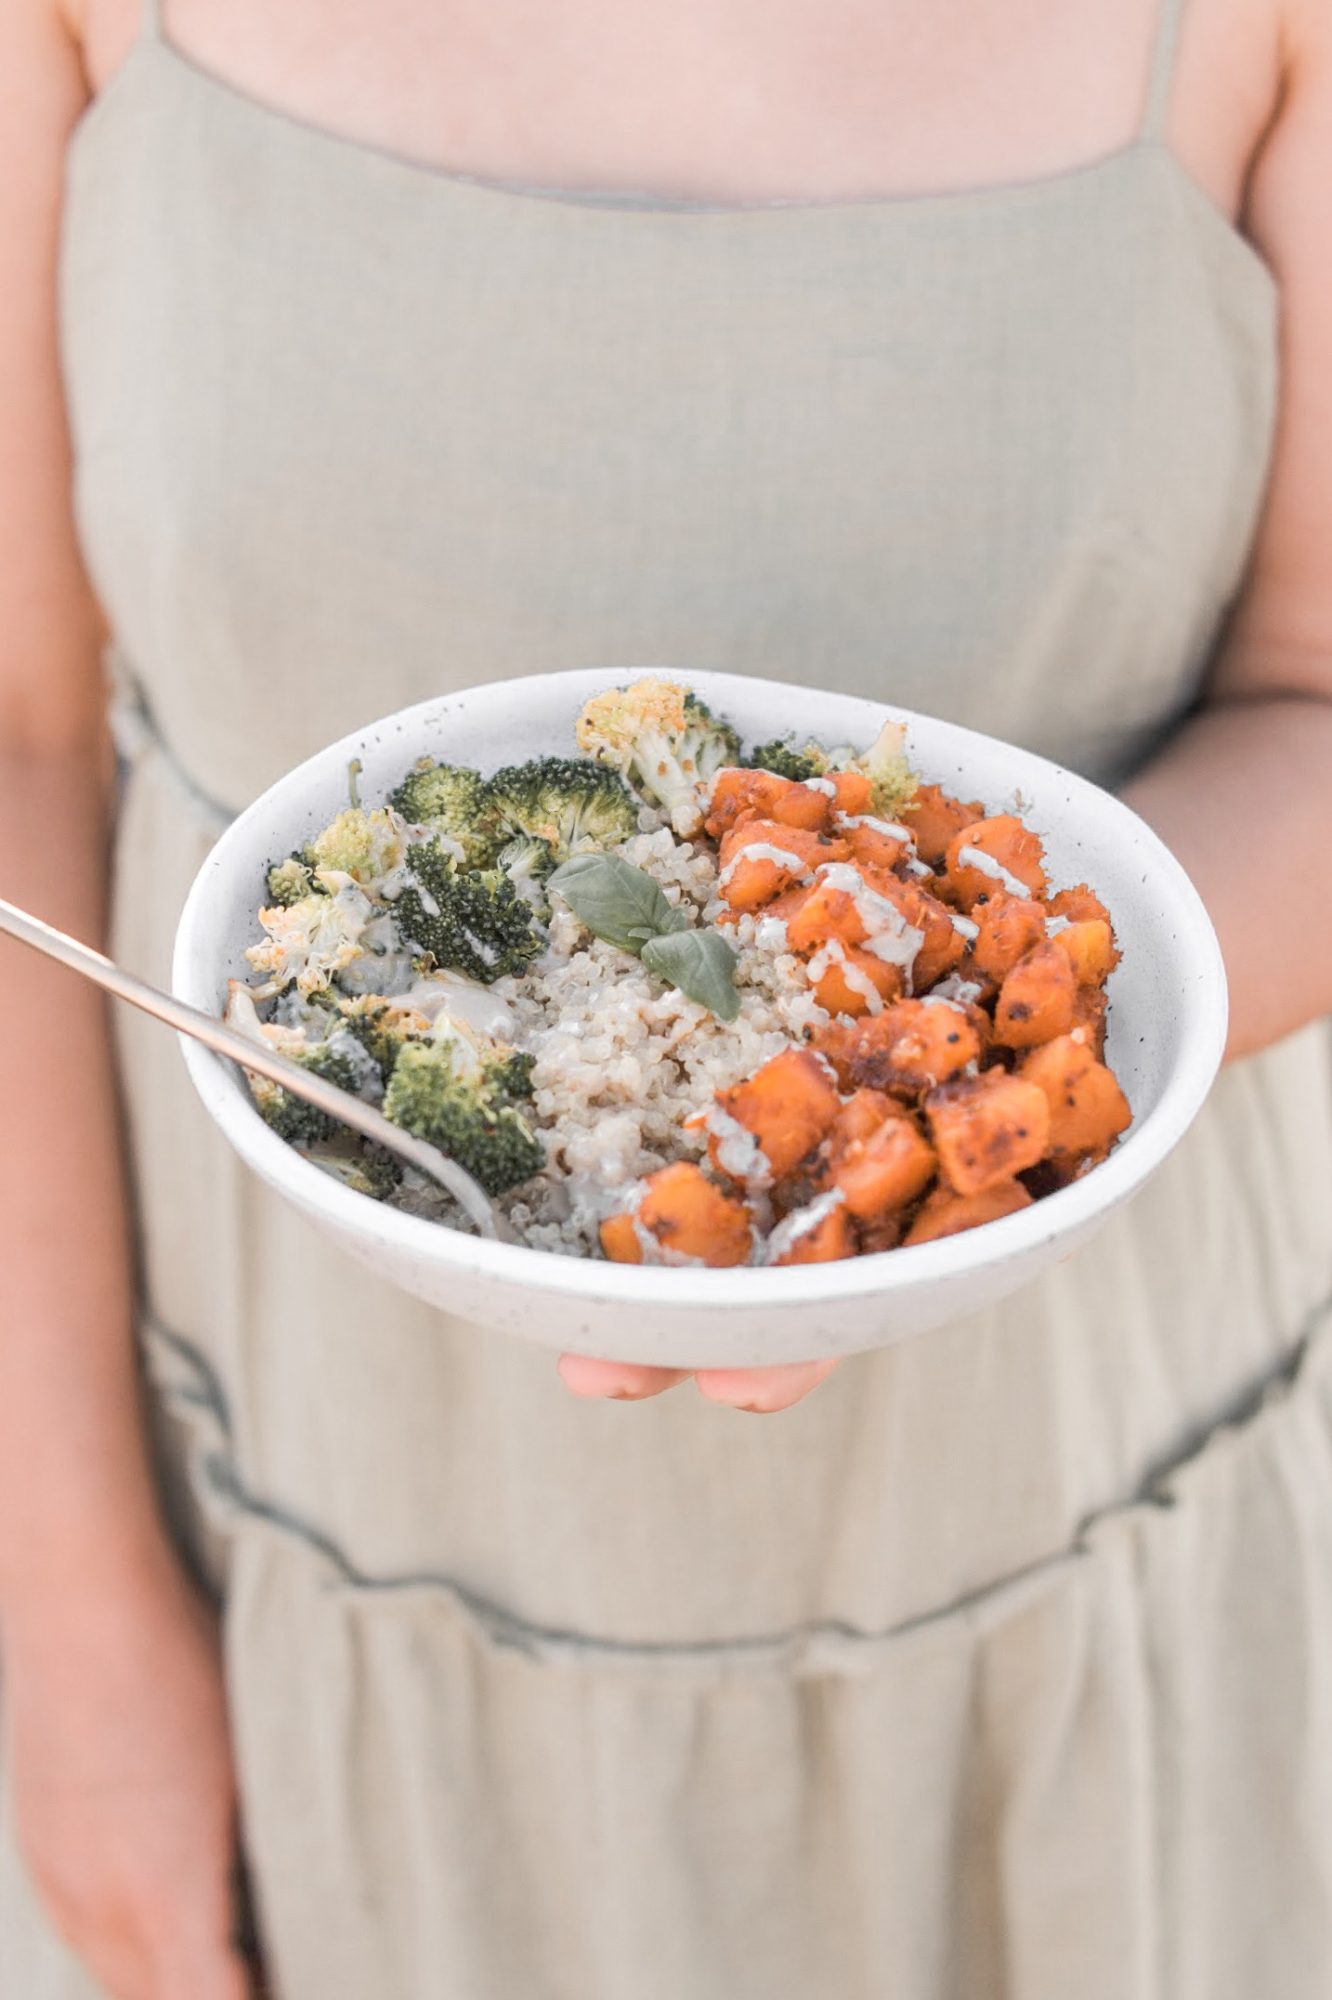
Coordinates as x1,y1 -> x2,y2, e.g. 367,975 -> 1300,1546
5,0 -> 1332,1993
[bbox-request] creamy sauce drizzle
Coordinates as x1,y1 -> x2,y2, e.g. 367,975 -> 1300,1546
763,1188 -> 846,1265
813,863 -> 925,974
806,938 -> 884,1015
956,844 -> 1031,901
703,1106 -> 774,1191
718,842 -> 814,890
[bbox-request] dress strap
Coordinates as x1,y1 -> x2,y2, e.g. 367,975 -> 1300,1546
141,0 -> 164,41
1140,0 -> 1186,141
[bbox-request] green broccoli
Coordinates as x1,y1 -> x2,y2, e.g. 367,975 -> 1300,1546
574,678 -> 741,835
484,758 -> 639,861
743,737 -> 836,783
249,1043 -> 366,1147
305,807 -> 405,885
495,832 -> 559,908
392,839 -> 544,984
383,1024 -> 544,1196
389,759 -> 494,864
309,1145 -> 404,1201
336,994 -> 433,1075
852,718 -> 917,816
265,853 -> 324,906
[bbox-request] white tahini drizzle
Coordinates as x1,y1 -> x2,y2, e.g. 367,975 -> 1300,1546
813,863 -> 925,974
703,1107 -> 774,1191
806,937 -> 884,1015
717,842 -> 814,891
956,844 -> 1032,901
949,912 -> 980,941
928,973 -> 985,1007
835,814 -> 915,843
763,1188 -> 847,1265
803,776 -> 838,798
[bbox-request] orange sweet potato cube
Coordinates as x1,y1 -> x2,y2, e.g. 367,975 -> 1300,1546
970,891 -> 1048,982
717,821 -> 845,912
813,998 -> 981,1097
944,815 -> 1048,910
903,1177 -> 1033,1245
1020,1034 -> 1132,1158
1052,918 -> 1120,987
711,1047 -> 842,1184
617,1162 -> 754,1267
901,783 -> 985,866
705,768 -> 831,839
832,1112 -> 937,1223
810,946 -> 905,1018
925,1071 -> 1051,1194
769,1197 -> 858,1265
994,940 -> 1078,1048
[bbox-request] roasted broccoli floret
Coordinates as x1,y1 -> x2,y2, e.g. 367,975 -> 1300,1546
265,854 -> 323,906
389,759 -> 494,864
336,994 -> 434,1074
743,737 -> 836,783
392,839 -> 544,984
248,1044 -> 366,1146
308,1144 -> 404,1201
575,679 -> 741,835
246,883 -> 375,997
383,1023 -> 543,1196
305,807 -> 406,886
495,833 -> 558,908
852,718 -> 917,816
484,758 -> 639,861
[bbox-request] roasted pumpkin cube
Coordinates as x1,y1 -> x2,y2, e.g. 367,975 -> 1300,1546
993,940 -> 1078,1048
831,1112 -> 937,1223
1051,918 -> 1120,987
840,817 -> 914,875
1072,985 -> 1109,1059
911,888 -> 969,987
925,1071 -> 1050,1194
786,878 -> 869,953
1020,1034 -> 1132,1158
814,997 -> 982,1098
601,1162 -> 753,1268
1047,883 -> 1114,929
903,1177 -> 1033,1245
709,1046 -> 842,1186
970,890 -> 1047,982
827,769 -> 875,817
944,815 -> 1048,910
809,943 -> 905,1019
901,782 -> 985,866
768,1195 -> 858,1265
717,821 -> 845,913
705,767 -> 833,839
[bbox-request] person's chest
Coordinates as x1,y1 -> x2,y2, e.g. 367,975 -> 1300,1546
81,0 -> 1277,214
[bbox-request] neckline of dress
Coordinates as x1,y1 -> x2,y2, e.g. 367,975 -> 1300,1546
74,32 -> 1275,294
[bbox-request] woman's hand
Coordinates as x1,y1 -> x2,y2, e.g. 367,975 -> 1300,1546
557,1354 -> 840,1410
2,1545 -> 254,2000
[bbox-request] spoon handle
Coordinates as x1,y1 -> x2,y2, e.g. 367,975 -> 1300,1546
0,894 -> 506,1241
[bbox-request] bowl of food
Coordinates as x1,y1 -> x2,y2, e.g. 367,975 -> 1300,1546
172,667 -> 1226,1367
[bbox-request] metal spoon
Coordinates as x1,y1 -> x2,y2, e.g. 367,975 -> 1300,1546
0,894 -> 514,1243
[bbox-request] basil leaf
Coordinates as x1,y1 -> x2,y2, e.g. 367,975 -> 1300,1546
547,853 -> 686,955
640,929 -> 741,1022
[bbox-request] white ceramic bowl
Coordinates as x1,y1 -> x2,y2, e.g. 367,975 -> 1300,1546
173,667 -> 1226,1367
